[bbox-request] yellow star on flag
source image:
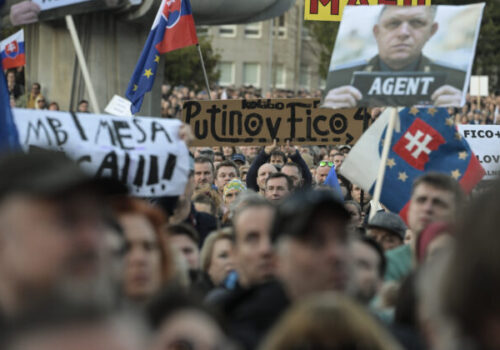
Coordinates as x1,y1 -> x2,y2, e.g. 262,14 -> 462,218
144,69 -> 153,78
133,84 -> 138,91
387,158 -> 396,168
451,169 -> 461,179
446,117 -> 455,127
409,107 -> 419,116
428,107 -> 437,116
455,132 -> 462,140
458,151 -> 467,160
398,172 -> 408,182
154,55 -> 160,63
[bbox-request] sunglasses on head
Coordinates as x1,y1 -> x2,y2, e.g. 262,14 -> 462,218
319,161 -> 334,167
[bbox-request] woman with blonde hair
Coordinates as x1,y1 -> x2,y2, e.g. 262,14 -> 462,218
199,228 -> 235,287
260,292 -> 403,350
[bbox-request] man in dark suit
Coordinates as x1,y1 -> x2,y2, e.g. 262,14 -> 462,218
324,5 -> 465,109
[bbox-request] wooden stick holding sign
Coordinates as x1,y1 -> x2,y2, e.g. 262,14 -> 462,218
370,107 -> 398,220
65,15 -> 101,114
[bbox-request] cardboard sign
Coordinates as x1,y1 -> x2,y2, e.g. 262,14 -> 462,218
304,0 -> 431,22
13,109 -> 190,197
181,99 -> 367,146
352,72 -> 445,106
33,0 -> 91,11
324,4 -> 484,108
105,95 -> 133,117
459,125 -> 500,180
469,75 -> 489,97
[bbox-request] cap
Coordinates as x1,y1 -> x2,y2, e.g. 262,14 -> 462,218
0,149 -> 127,201
231,153 -> 246,164
271,189 -> 350,243
368,211 -> 407,239
337,145 -> 352,151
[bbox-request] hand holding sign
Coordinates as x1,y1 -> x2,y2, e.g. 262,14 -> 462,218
431,85 -> 462,107
9,1 -> 40,25
323,5 -> 484,108
323,86 -> 362,109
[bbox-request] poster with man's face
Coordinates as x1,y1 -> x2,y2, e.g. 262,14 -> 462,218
323,4 -> 484,109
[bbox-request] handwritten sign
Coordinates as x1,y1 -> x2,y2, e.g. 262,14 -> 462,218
13,109 -> 190,197
181,99 -> 367,146
304,0 -> 431,22
33,0 -> 92,11
459,125 -> 500,180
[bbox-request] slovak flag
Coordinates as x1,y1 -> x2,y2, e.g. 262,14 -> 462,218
126,0 -> 198,114
0,30 -> 26,70
339,107 -> 485,222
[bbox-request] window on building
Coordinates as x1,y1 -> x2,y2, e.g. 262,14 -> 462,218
196,26 -> 211,37
217,62 -> 235,86
244,22 -> 262,38
243,63 -> 260,87
275,64 -> 286,89
273,15 -> 287,39
219,25 -> 237,38
299,65 -> 310,90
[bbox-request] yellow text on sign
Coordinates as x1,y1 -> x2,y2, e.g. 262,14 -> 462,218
304,0 -> 432,22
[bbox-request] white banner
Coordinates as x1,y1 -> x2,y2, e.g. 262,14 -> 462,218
32,0 -> 91,11
458,124 -> 500,180
13,109 -> 190,197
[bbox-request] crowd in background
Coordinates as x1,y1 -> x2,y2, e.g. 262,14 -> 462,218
4,67 -> 500,350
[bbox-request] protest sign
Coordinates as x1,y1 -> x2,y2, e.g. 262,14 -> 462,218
105,95 -> 133,117
13,109 -> 190,197
182,99 -> 367,146
305,0 -> 431,22
33,0 -> 91,11
323,4 -> 484,108
469,75 -> 489,97
459,125 -> 500,180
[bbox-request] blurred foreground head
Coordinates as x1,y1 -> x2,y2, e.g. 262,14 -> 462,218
0,149 -> 126,317
442,180 -> 500,350
260,292 -> 402,350
4,304 -> 145,350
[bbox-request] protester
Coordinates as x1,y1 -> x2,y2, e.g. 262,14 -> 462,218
199,228 -> 235,288
351,236 -> 386,306
0,150 -> 125,318
367,211 -> 407,251
264,172 -> 292,203
166,223 -> 200,272
260,292 -> 403,350
214,160 -> 239,193
111,197 -> 173,304
77,100 -> 89,113
193,156 -> 215,189
272,189 -> 353,301
314,160 -> 333,185
385,173 -> 463,282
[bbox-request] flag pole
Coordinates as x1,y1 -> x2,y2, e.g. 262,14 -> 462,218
370,107 -> 398,220
196,44 -> 212,100
65,15 -> 101,114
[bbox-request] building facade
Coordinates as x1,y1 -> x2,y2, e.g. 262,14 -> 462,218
198,1 -> 324,93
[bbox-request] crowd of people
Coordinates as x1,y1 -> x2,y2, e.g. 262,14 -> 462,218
1,101 -> 500,350
3,50 -> 500,350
